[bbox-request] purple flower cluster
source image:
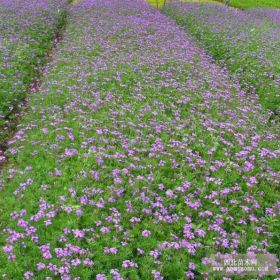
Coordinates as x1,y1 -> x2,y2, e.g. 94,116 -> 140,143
0,0 -> 67,129
163,2 -> 280,111
0,0 -> 279,279
248,8 -> 280,25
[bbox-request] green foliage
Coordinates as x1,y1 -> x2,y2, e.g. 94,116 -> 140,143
227,0 -> 280,9
147,0 -> 280,9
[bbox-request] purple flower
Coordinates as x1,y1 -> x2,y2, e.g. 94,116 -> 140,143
122,260 -> 138,269
104,247 -> 118,255
37,262 -> 46,271
142,230 -> 151,238
100,227 -> 110,233
188,262 -> 196,270
96,274 -> 107,280
3,245 -> 13,254
185,270 -> 195,279
83,258 -> 94,267
152,270 -> 164,280
64,148 -> 78,157
24,271 -> 34,280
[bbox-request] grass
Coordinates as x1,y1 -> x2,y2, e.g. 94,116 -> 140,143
146,0 -> 221,7
146,0 -> 280,9
226,0 -> 280,9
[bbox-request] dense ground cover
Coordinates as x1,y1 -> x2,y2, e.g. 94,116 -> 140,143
146,0 -> 280,9
163,2 -> 280,113
247,9 -> 280,24
146,0 -> 220,8
225,0 -> 280,9
0,0 -> 279,279
0,0 -> 68,142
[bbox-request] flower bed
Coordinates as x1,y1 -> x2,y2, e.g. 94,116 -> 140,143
163,2 -> 280,112
0,0 -> 68,134
0,0 -> 279,279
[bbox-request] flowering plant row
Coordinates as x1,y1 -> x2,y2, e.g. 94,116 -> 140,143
163,2 -> 280,112
0,0 -> 68,135
0,0 -> 279,279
